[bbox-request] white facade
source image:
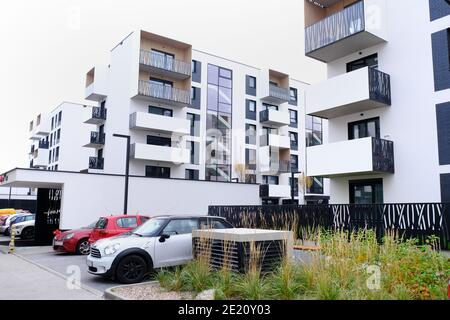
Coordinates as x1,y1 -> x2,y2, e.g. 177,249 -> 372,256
304,0 -> 450,204
83,30 -> 330,205
28,102 -> 96,172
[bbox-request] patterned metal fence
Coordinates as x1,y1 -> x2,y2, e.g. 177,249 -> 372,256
209,203 -> 450,250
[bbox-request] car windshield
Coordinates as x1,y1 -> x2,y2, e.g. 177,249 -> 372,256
132,218 -> 166,237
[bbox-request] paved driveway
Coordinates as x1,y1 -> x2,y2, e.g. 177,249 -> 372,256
3,245 -> 118,293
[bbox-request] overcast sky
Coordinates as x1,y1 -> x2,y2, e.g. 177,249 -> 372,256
0,0 -> 325,174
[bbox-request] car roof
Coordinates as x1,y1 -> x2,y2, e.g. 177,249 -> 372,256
101,214 -> 148,220
153,215 -> 227,220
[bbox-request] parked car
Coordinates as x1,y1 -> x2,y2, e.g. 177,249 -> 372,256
0,213 -> 30,235
12,214 -> 35,239
87,215 -> 233,284
88,215 -> 150,244
53,221 -> 97,255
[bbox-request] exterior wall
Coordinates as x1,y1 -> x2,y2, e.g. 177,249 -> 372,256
306,0 -> 450,204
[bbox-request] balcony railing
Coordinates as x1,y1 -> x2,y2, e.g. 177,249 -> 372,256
262,160 -> 291,174
372,138 -> 394,173
92,107 -> 107,121
369,68 -> 391,106
305,0 -> 364,54
138,80 -> 191,105
140,50 -> 191,77
90,131 -> 105,145
89,157 -> 104,170
269,84 -> 290,102
38,141 -> 49,149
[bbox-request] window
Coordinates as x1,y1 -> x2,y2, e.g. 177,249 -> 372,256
151,49 -> 174,70
58,111 -> 62,125
289,87 -> 298,105
263,103 -> 278,111
185,169 -> 199,180
206,64 -> 233,182
149,106 -> 173,117
187,113 -> 200,137
347,54 -> 378,73
246,99 -> 257,120
262,176 -> 279,185
246,75 -> 257,96
245,174 -> 257,184
145,166 -> 171,178
436,102 -> 450,165
441,173 -> 450,202
55,147 -> 59,162
245,124 -> 257,145
306,116 -> 323,147
192,60 -> 198,73
350,179 -> 384,204
192,60 -> 202,83
348,117 -> 380,140
54,165 -> 58,171
307,177 -> 324,195
116,217 -> 138,228
162,219 -> 199,235
94,217 -> 108,229
429,0 -> 450,21
262,127 -> 278,136
289,110 -> 298,128
290,155 -> 298,172
431,28 -> 450,91
147,135 -> 171,147
56,129 -> 61,144
187,141 -> 199,164
290,178 -> 299,197
191,87 -> 196,100
290,132 -> 298,151
51,118 -> 54,131
245,149 -> 257,170
48,150 -> 52,164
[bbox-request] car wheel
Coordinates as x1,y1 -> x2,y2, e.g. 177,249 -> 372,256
21,227 -> 34,240
76,238 -> 90,255
116,255 -> 148,284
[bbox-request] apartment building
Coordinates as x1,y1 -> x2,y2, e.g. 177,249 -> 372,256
83,30 -> 330,205
304,0 -> 450,204
28,102 -> 96,172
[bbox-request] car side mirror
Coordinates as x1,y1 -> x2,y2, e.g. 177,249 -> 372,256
159,234 -> 170,243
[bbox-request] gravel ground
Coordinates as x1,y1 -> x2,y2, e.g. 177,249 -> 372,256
111,282 -> 196,300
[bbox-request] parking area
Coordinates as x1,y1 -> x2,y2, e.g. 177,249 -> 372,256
0,239 -> 119,293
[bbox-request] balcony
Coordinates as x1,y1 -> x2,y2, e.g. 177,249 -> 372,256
129,112 -> 190,136
306,137 -> 394,178
85,67 -> 108,101
30,120 -> 50,141
84,131 -> 105,149
139,50 -> 191,80
260,160 -> 291,175
137,80 -> 191,107
259,109 -> 290,127
305,0 -> 388,62
31,149 -> 49,168
85,107 -> 107,125
306,67 -> 391,119
260,134 -> 291,149
259,184 -> 291,199
89,157 -> 104,170
131,143 -> 190,165
262,84 -> 291,104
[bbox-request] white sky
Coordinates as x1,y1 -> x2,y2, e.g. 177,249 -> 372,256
0,0 -> 325,174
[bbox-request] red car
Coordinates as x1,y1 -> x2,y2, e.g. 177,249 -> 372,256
53,221 -> 97,255
88,214 -> 150,244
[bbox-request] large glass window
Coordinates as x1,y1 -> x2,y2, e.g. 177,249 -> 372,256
245,149 -> 257,170
350,179 -> 384,204
262,176 -> 279,185
187,113 -> 200,137
149,106 -> 173,117
290,155 -> 298,172
246,124 -> 257,145
206,64 -> 233,182
348,117 -> 380,140
290,132 -> 298,150
185,169 -> 199,181
306,116 -> 323,147
145,166 -> 171,178
289,110 -> 298,128
307,177 -> 324,195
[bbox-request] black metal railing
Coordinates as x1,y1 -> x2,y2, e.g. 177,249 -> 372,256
89,157 -> 104,170
138,80 -> 191,105
91,107 -> 107,121
369,68 -> 391,105
305,0 -> 365,54
139,50 -> 191,77
269,84 -> 290,101
372,138 -> 394,173
39,141 -> 49,149
209,203 -> 450,250
90,131 -> 105,145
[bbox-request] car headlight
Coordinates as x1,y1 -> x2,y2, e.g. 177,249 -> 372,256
104,243 -> 120,256
63,233 -> 75,240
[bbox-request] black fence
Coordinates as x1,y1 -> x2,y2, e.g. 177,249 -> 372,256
209,203 -> 450,250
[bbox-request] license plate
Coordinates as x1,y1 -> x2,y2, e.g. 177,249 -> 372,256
54,240 -> 63,246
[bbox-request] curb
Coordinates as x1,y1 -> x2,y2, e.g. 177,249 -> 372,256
104,281 -> 159,300
12,251 -> 104,299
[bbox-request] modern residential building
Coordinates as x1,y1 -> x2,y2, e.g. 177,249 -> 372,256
83,30 -> 330,205
28,102 -> 97,172
304,0 -> 450,204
